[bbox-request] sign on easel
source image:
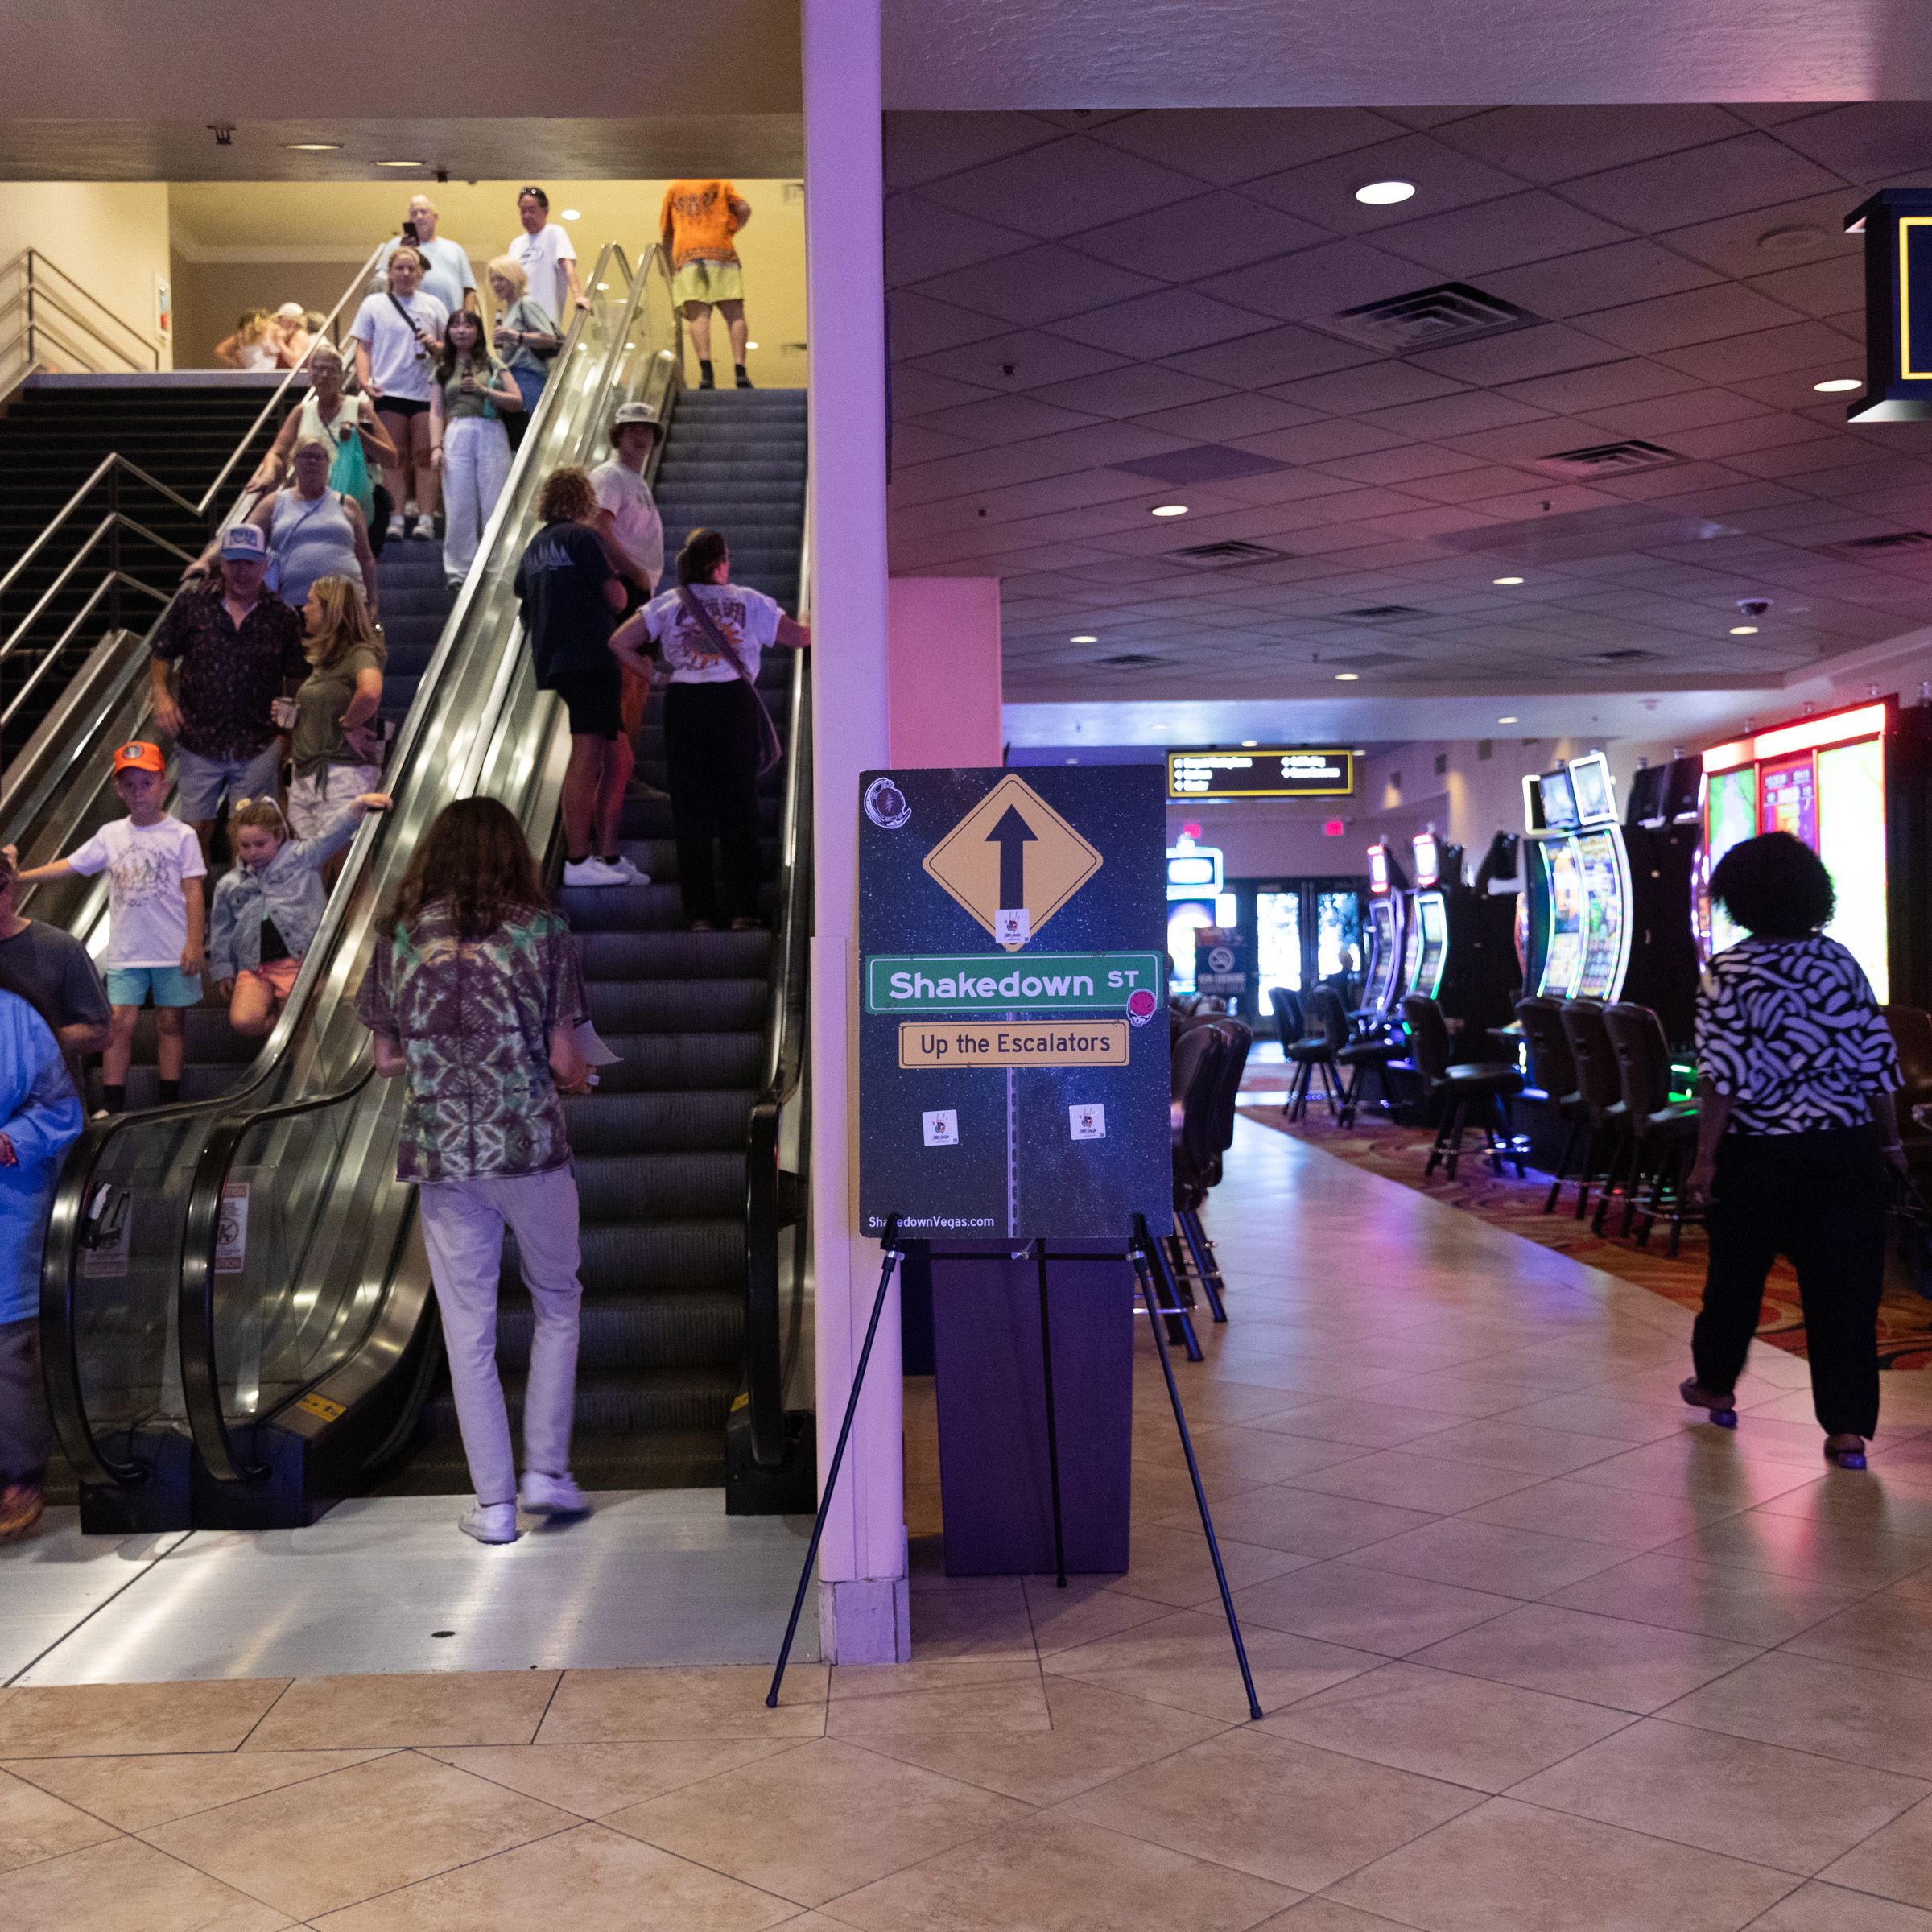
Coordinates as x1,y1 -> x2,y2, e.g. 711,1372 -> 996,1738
858,766 -> 1171,1241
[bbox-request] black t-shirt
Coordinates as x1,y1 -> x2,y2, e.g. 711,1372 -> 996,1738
260,918 -> 291,964
0,919 -> 111,1034
513,519 -> 616,686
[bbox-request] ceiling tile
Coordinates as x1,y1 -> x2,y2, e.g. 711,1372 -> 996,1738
890,365 -> 1005,419
1664,415 -> 1839,460
883,112 -> 1059,189
1429,105 -> 1749,182
1658,191 -> 1866,279
886,423 -> 984,470
1162,322 -> 1377,388
1199,237 -> 1439,324
886,439 -> 1097,506
1265,361 -> 1465,415
1496,357 -> 1703,414
1476,239 -> 1724,320
1051,287 -> 1279,358
1766,102 -> 1932,181
1085,106 -> 1401,185
1743,256 -> 1865,320
1577,386 -> 1784,438
1572,282 -> 1805,354
1359,390 -> 1550,440
908,244 -> 1164,328
913,390 -> 1108,444
1240,133 -> 1532,230
1003,419 -> 1207,473
1377,192 -> 1633,277
921,134 -> 1206,239
886,290 -> 1008,359
1310,444 -> 1492,485
1658,318 -> 1864,383
1230,419 -> 1412,464
1406,323 -> 1627,386
1067,191 -> 1332,281
1562,134 -> 1850,232
1026,364 -> 1236,419
885,193 -> 1035,286
902,329 -> 1131,392
1127,393 -> 1328,442
1395,464 -> 1556,504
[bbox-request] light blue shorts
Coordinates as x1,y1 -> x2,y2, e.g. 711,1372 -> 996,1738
174,742 -> 280,823
105,965 -> 202,1009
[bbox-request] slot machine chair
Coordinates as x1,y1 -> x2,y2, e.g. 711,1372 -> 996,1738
1558,1001 -> 1633,1234
1601,1003 -> 1702,1256
1402,994 -> 1525,1181
1269,986 -> 1304,1057
1883,1006 -> 1932,1183
1321,986 -> 1410,1130
1168,1018 -> 1251,1323
1514,997 -> 1591,1216
1283,992 -> 1348,1121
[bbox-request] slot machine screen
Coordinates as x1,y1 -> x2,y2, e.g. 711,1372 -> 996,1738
1538,839 -> 1583,997
1572,828 -> 1627,1000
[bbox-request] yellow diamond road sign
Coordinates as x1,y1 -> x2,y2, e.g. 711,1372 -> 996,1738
922,774 -> 1103,950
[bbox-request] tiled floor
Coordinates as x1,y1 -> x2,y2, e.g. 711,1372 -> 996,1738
10,1117 -> 1932,1927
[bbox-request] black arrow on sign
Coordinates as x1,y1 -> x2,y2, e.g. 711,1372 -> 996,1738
986,803 -> 1038,910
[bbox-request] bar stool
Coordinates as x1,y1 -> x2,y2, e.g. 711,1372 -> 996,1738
1284,991 -> 1346,1121
1402,994 -> 1525,1180
1515,996 -> 1591,1215
1558,1000 -> 1633,1232
1323,989 -> 1408,1130
1603,1002 -> 1702,1254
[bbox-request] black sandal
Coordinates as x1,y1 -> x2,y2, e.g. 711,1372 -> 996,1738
1680,1378 -> 1738,1429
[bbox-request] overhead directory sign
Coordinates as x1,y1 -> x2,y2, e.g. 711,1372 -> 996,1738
1168,747 -> 1355,800
1847,188 -> 1932,422
859,766 -> 1170,1241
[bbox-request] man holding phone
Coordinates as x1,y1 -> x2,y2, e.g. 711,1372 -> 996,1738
378,196 -> 477,318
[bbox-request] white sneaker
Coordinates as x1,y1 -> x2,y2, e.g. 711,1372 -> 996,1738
520,1471 -> 589,1516
410,522 -> 436,540
563,857 -> 628,887
607,855 -> 651,885
459,1501 -> 519,1543
386,514 -> 406,539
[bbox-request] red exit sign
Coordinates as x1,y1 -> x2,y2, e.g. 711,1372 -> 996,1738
1322,819 -> 1345,836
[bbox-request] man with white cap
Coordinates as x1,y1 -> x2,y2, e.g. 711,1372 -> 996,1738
589,402 -> 667,760
379,195 -> 478,318
155,522 -> 308,862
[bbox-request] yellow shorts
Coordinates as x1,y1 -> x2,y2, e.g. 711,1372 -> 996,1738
671,259 -> 745,308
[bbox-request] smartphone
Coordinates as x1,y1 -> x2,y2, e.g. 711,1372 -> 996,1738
401,219 -> 419,244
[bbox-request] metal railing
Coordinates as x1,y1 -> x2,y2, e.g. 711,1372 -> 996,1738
0,250 -> 159,397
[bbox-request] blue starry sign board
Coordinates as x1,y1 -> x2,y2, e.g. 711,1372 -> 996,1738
858,766 -> 1171,1240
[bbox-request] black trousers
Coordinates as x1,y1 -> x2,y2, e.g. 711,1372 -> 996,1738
664,679 -> 763,923
1693,1125 -> 1889,1437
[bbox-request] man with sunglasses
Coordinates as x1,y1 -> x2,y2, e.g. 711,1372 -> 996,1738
509,188 -> 589,325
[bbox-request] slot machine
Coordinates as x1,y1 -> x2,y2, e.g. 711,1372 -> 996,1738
1406,832 -> 1450,1000
1363,840 -> 1411,1020
1525,766 -> 1586,998
1566,751 -> 1634,1003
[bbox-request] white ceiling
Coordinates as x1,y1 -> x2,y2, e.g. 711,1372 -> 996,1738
884,104 -> 1932,716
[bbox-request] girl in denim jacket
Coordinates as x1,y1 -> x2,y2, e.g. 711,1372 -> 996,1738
210,792 -> 390,1035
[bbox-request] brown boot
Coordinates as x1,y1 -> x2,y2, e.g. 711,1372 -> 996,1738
0,1484 -> 44,1543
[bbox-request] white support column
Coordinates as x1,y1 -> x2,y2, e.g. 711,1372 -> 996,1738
804,0 -> 908,1663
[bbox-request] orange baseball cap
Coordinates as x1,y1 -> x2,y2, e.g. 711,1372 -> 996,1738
112,741 -> 165,774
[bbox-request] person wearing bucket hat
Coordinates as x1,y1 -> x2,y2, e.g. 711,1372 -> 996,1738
155,520 -> 307,862
589,402 -> 667,763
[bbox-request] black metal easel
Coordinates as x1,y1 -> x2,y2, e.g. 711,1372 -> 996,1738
766,1213 -> 1263,1720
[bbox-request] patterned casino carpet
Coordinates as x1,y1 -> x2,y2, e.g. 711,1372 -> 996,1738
1238,1100 -> 1932,1369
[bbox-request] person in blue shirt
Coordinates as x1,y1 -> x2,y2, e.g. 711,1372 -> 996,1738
0,986 -> 85,1543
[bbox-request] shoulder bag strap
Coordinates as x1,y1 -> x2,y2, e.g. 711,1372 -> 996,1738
674,584 -> 785,774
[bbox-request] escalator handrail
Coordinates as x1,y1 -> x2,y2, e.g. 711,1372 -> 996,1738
38,246 -> 633,1493
178,1067 -> 378,1484
0,453 -> 202,609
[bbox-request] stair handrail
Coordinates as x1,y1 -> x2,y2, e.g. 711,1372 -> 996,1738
0,248 -> 159,388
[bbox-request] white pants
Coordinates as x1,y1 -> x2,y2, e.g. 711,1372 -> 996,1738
287,762 -> 381,839
415,1165 -> 584,1505
440,415 -> 513,584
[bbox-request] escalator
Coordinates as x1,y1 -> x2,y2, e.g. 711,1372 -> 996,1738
35,244 -> 815,1533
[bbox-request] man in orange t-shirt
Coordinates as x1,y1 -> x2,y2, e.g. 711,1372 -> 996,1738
660,180 -> 754,388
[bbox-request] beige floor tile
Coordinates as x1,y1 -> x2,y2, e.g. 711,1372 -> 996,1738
1459,1476 -> 1744,1550
1410,1603 -> 1761,1714
1150,1378 -> 1322,1426
848,1677 -> 1226,1806
1023,1575 -> 1175,1654
1781,1592 -> 1932,1680
607,1735 -> 1028,1905
828,1658 -> 1038,1700
1245,1396 -> 1473,1451
1397,1418 -> 1635,1478
1662,1653 -> 1932,1780
0,1765 -> 121,1873
1823,1794 -> 1932,1909
1748,1879 -> 1932,1928
1110,1522 -> 1317,1608
537,1665 -> 828,1743
1042,1605 -> 1377,1722
824,1811 -> 1297,1932
1567,1438 -> 1833,1508
1137,1428 -> 1376,1488
1337,1517 -> 1629,1598
1650,1513 -> 1932,1594
310,1820 -> 796,1931
1260,1661 -> 1631,1792
1132,1463 -> 1264,1515
0,1833 -> 291,1931
243,1670 -> 559,1750
1543,1550 -> 1863,1647
1756,1473 -> 1932,1542
420,1738 -> 807,1817
1516,1717 -> 1930,1874
1180,1484 -> 1439,1560
908,1577 -> 1038,1661
1284,1450 -> 1548,1513
2,1748 -> 392,1831
1353,1372 -> 1554,1420
1329,1794 -> 1796,1931
1257,1901 -> 1424,1930
1054,1723 -> 1480,1893
141,1748 -> 576,1919
0,1678 -> 291,1757
1229,1560 -> 1517,1657
1498,1393 -> 1708,1445
826,1667 -> 1050,1741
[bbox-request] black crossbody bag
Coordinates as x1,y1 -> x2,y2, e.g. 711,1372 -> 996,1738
673,586 -> 785,774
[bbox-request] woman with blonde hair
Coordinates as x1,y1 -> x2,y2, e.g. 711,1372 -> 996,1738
488,254 -> 559,443
246,344 -> 397,547
214,309 -> 276,370
286,576 -> 387,849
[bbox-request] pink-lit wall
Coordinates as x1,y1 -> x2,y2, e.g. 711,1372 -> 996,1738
888,577 -> 1002,768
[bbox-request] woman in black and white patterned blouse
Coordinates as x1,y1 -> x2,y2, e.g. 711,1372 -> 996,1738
1680,832 -> 1905,1468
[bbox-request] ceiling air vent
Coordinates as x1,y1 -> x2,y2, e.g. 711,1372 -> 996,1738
1315,281 -> 1538,353
1333,605 -> 1429,621
1834,530 -> 1932,555
1533,440 -> 1682,479
1581,648 -> 1661,663
1169,539 -> 1292,568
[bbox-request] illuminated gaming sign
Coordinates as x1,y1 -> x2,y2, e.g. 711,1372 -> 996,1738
1167,747 -> 1355,800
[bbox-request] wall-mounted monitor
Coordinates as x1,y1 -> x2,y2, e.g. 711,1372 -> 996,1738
1539,767 -> 1580,832
1167,746 -> 1355,800
1567,751 -> 1616,826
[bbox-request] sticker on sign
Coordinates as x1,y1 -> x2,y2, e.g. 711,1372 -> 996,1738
923,1110 -> 960,1146
1070,1103 -> 1106,1141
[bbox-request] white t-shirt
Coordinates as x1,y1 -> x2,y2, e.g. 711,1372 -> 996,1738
643,582 -> 782,684
378,235 -> 475,317
589,461 -> 664,584
66,816 -> 208,968
508,224 -> 577,323
347,289 -> 450,403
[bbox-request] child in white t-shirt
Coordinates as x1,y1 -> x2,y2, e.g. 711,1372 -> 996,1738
14,741 -> 206,1113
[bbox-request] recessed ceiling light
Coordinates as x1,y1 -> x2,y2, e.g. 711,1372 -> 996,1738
1498,716 -> 1519,724
284,142 -> 341,151
1730,625 -> 1759,635
1335,671 -> 1360,681
375,159 -> 423,167
1070,634 -> 1098,643
560,208 -> 582,221
1355,180 -> 1416,205
1150,504 -> 1189,518
1814,378 -> 1863,392
1492,575 -> 1525,585
745,341 -> 759,349
1241,739 -> 1257,747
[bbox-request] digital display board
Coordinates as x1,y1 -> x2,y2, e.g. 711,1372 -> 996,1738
1540,768 -> 1580,831
1568,753 -> 1616,826
1167,747 -> 1355,800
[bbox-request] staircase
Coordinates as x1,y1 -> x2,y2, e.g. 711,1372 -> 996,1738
398,386 -> 810,1492
0,382 -> 288,764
